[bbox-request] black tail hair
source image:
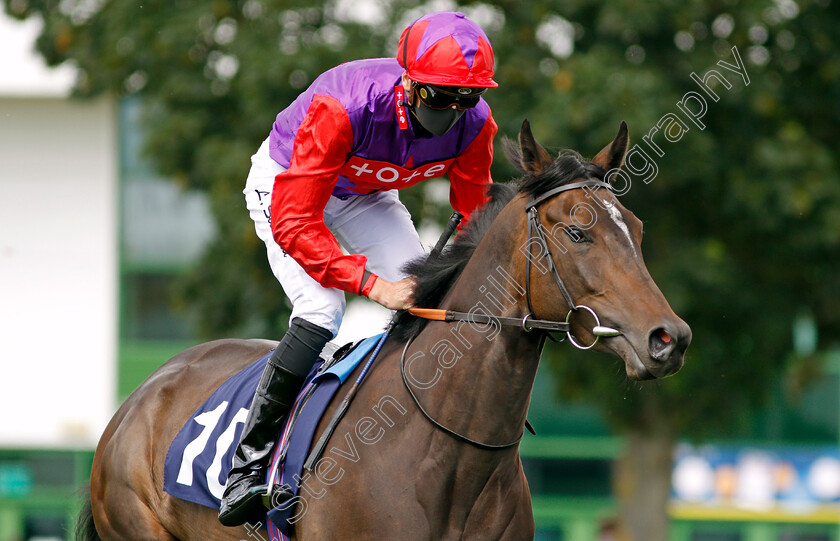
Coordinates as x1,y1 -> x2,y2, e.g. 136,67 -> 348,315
74,484 -> 101,541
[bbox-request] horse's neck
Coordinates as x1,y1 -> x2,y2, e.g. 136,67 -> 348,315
412,199 -> 542,448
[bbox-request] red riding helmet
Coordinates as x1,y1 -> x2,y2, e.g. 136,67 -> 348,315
397,11 -> 498,89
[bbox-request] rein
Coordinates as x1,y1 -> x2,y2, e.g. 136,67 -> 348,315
399,334 -> 524,450
402,178 -> 622,450
407,307 -> 570,333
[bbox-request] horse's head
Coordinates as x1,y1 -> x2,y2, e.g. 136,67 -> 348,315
509,120 -> 691,380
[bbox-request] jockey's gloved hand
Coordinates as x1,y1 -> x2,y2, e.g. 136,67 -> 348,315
368,276 -> 416,310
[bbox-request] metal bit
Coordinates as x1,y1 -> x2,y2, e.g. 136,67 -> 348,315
592,326 -> 622,337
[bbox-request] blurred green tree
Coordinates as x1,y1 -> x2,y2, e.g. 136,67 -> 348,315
511,1 -> 840,539
8,0 -> 839,539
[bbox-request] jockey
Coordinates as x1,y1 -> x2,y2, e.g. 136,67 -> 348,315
219,11 -> 498,526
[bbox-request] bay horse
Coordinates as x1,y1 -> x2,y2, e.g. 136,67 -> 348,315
78,121 -> 690,540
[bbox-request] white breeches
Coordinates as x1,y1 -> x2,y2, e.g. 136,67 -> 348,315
244,138 -> 425,337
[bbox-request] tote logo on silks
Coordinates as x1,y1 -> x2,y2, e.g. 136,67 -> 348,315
338,156 -> 455,193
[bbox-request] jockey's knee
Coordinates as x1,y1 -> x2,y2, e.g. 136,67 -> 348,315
289,295 -> 344,338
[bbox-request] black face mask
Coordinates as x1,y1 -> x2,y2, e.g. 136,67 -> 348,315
405,100 -> 465,137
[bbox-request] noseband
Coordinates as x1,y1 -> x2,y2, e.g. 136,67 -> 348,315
401,178 -> 623,450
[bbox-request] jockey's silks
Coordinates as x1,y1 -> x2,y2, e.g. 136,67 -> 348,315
266,58 -> 496,295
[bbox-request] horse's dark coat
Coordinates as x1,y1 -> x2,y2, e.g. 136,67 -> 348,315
84,121 -> 689,541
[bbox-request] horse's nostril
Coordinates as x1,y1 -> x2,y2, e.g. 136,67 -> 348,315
655,328 -> 672,345
649,327 -> 675,360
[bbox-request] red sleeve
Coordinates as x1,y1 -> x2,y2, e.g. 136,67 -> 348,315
447,110 -> 497,225
270,95 -> 376,295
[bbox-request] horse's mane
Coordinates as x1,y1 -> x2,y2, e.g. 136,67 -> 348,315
389,139 -> 606,341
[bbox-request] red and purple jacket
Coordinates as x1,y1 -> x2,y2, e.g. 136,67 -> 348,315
267,58 -> 496,296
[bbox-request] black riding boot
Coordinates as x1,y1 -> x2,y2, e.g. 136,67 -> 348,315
218,317 -> 332,527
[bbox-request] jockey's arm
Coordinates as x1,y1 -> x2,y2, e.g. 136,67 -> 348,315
270,95 -> 380,298
447,111 -> 498,224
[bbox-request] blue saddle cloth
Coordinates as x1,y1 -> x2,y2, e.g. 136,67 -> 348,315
265,334 -> 384,539
162,335 -> 384,528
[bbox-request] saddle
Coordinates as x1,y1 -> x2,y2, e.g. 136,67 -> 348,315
263,334 -> 384,539
162,335 -> 381,535
270,337 -> 363,465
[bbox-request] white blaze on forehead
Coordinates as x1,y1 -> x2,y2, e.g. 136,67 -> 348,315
603,199 -> 638,257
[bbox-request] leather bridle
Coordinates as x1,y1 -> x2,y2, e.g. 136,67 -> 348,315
523,179 -> 622,348
401,177 -> 623,449
408,179 -> 622,346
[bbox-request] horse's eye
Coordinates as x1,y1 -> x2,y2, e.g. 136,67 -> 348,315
565,226 -> 590,243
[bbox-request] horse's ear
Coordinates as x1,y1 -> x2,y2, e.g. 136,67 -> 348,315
591,121 -> 629,171
517,119 -> 554,175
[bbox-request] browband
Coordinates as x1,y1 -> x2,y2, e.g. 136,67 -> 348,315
525,180 -> 613,210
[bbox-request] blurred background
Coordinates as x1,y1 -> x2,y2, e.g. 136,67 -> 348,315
1,0 -> 838,539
